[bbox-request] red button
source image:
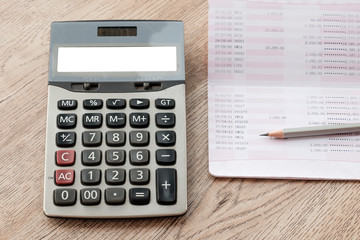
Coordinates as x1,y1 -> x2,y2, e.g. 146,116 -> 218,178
56,150 -> 75,166
55,169 -> 75,185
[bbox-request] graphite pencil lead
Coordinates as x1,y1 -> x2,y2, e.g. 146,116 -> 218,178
259,133 -> 269,136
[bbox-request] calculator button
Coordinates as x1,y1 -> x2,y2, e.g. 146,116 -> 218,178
80,188 -> 101,205
156,168 -> 177,205
82,131 -> 102,147
156,149 -> 176,165
156,131 -> 176,146
105,169 -> 126,185
156,113 -> 175,128
106,150 -> 126,165
56,132 -> 76,147
83,113 -> 103,128
130,131 -> 149,146
106,113 -> 126,128
56,150 -> 75,166
130,113 -> 150,128
54,189 -> 77,206
155,99 -> 175,109
81,169 -> 101,185
106,131 -> 126,146
58,100 -> 77,110
129,168 -> 150,185
55,169 -> 75,185
129,188 -> 150,205
105,188 -> 126,205
106,99 -> 126,109
130,149 -> 150,165
82,150 -> 102,166
57,114 -> 77,129
83,99 -> 103,110
130,99 -> 149,109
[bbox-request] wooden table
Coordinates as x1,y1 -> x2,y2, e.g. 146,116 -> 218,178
1,0 -> 360,239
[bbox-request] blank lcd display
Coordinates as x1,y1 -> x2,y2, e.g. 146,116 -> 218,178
57,47 -> 177,72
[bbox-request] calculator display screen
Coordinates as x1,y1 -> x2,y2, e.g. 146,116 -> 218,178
57,47 -> 177,72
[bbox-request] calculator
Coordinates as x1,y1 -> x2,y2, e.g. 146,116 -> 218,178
43,20 -> 187,218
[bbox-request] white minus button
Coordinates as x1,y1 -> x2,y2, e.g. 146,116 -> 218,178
161,154 -> 171,157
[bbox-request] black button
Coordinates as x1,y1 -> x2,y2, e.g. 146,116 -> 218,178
82,150 -> 102,166
56,132 -> 76,147
53,189 -> 77,206
129,131 -> 149,146
156,113 -> 175,128
83,113 -> 103,128
105,188 -> 126,205
129,188 -> 150,205
83,99 -> 103,110
82,131 -> 102,147
57,114 -> 77,129
155,99 -> 175,109
106,99 -> 126,109
130,149 -> 150,165
58,100 -> 77,110
80,188 -> 101,205
156,131 -> 176,146
130,99 -> 149,109
81,169 -> 101,185
129,113 -> 149,128
156,149 -> 176,165
105,168 -> 126,185
129,168 -> 150,185
106,113 -> 126,128
106,150 -> 126,165
156,168 -> 177,205
106,131 -> 126,147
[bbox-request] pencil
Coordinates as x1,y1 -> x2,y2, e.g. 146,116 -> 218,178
260,122 -> 360,138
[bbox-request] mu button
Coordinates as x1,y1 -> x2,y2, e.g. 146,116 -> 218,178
55,169 -> 74,185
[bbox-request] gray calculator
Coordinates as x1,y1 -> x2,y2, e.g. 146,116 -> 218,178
43,20 -> 187,218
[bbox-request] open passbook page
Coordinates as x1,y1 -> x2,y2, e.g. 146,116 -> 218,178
208,0 -> 360,179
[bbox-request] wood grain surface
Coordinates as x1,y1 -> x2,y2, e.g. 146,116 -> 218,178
1,0 -> 360,239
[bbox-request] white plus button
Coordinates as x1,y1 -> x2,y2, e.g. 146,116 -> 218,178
161,181 -> 171,190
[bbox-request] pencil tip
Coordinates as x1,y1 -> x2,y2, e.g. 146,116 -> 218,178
260,133 -> 269,136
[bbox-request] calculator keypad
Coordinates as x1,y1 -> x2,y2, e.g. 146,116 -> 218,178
46,93 -> 185,217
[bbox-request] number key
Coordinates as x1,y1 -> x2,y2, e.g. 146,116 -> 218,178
82,150 -> 102,166
130,168 -> 150,185
80,188 -> 101,205
81,169 -> 101,185
106,150 -> 126,165
130,149 -> 149,165
82,131 -> 102,147
106,131 -> 126,146
130,131 -> 149,146
54,189 -> 77,206
105,169 -> 126,185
